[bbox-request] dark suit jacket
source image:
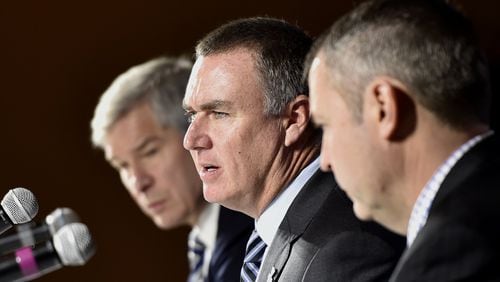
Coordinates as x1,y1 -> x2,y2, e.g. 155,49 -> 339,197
390,135 -> 500,281
206,206 -> 253,282
258,170 -> 406,282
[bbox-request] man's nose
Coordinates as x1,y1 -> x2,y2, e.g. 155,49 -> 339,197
127,164 -> 153,194
183,118 -> 213,151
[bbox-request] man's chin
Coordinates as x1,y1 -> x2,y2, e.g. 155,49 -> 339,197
353,202 -> 373,221
202,187 -> 243,214
153,217 -> 182,230
203,184 -> 222,203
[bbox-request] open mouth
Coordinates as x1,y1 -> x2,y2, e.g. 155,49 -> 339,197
198,164 -> 221,181
203,164 -> 219,172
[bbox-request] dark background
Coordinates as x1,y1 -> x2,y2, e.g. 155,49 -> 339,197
0,1 -> 498,281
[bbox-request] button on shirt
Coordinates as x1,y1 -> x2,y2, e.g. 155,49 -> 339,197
407,131 -> 494,247
254,157 -> 320,279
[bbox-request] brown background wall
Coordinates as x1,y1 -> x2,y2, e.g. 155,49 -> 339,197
0,1 -> 498,281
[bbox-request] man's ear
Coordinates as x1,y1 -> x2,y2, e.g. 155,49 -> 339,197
365,77 -> 415,141
284,94 -> 310,147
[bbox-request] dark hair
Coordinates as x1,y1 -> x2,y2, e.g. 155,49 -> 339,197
306,0 -> 491,127
196,17 -> 313,116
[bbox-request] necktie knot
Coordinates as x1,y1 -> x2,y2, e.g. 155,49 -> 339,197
240,230 -> 267,282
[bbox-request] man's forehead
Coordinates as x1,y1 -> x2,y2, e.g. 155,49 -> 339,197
308,56 -> 325,95
183,57 -> 205,108
309,55 -> 335,119
310,56 -> 323,75
310,56 -> 337,93
309,54 -> 329,81
104,132 -> 166,162
184,50 -> 260,109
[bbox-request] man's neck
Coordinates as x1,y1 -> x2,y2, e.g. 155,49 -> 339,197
253,142 -> 320,218
398,117 -> 490,232
188,200 -> 210,227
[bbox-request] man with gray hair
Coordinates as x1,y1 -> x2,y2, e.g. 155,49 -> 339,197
91,56 -> 252,281
183,17 -> 405,281
307,0 -> 500,280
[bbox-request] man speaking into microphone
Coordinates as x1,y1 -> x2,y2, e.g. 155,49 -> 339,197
183,17 -> 405,281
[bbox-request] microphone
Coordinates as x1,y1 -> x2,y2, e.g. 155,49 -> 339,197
0,188 -> 39,235
0,222 -> 96,282
0,208 -> 80,255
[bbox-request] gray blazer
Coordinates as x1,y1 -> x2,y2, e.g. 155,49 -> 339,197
258,169 -> 406,282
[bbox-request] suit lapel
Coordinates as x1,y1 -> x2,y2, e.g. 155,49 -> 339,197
257,169 -> 337,282
431,134 -> 495,211
258,229 -> 295,282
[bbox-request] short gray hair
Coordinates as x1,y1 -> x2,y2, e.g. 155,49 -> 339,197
306,0 -> 491,128
91,57 -> 192,148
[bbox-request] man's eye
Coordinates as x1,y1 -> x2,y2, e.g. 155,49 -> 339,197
143,148 -> 158,157
213,111 -> 228,119
185,111 -> 196,123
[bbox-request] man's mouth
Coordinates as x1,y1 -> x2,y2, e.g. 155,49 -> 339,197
202,164 -> 219,172
198,163 -> 221,181
147,199 -> 166,214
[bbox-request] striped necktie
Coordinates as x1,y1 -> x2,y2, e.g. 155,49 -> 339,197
240,230 -> 267,282
187,234 -> 205,282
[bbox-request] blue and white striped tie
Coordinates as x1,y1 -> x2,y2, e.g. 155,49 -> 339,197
188,234 -> 205,282
240,230 -> 267,282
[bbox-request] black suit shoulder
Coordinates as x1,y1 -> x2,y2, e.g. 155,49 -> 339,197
261,170 -> 405,282
391,135 -> 500,282
300,172 -> 405,282
207,206 -> 253,282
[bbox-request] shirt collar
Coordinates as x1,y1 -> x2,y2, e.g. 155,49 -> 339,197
255,157 -> 320,245
191,203 -> 220,250
407,131 -> 494,246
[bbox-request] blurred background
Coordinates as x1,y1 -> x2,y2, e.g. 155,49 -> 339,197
0,0 -> 498,281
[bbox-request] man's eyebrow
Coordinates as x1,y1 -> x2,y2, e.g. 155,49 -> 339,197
183,100 -> 233,112
106,136 -> 159,164
201,100 -> 233,111
133,136 -> 160,153
182,101 -> 192,111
